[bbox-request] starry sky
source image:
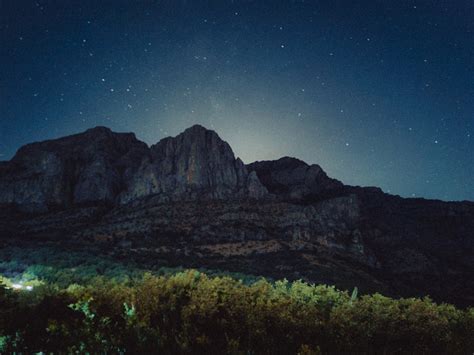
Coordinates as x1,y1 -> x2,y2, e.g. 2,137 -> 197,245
1,0 -> 473,201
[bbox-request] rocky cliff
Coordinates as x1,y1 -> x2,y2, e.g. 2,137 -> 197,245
247,157 -> 343,201
0,127 -> 148,211
0,125 -> 473,306
0,125 -> 267,211
121,125 -> 267,203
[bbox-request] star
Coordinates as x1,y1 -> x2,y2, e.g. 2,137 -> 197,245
2,0 -> 472,202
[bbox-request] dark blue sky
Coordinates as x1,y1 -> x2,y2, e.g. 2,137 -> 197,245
1,0 -> 473,201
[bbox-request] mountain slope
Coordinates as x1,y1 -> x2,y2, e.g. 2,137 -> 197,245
121,124 -> 267,203
0,125 -> 473,306
0,125 -> 266,211
0,127 -> 148,211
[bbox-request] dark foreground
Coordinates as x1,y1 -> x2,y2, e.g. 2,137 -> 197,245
0,249 -> 473,354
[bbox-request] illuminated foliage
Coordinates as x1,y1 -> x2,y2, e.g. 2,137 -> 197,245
0,270 -> 472,353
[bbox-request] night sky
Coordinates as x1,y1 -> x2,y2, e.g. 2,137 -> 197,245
1,1 -> 473,201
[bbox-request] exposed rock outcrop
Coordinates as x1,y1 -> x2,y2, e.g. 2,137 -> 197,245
120,125 -> 267,203
0,127 -> 148,211
0,125 -> 268,211
247,157 -> 343,200
0,125 -> 473,306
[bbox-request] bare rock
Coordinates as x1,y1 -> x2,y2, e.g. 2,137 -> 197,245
0,127 -> 148,211
120,125 -> 267,202
247,156 -> 343,200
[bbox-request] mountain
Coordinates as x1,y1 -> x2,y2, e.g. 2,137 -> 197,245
0,127 -> 148,211
120,124 -> 267,203
0,125 -> 266,212
0,125 -> 473,306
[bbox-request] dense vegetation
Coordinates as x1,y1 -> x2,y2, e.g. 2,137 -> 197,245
0,246 -> 473,354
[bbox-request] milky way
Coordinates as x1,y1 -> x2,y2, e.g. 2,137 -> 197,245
1,1 -> 473,201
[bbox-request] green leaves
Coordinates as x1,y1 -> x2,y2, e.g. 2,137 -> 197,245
69,298 -> 95,320
0,269 -> 473,353
123,302 -> 136,319
349,287 -> 358,305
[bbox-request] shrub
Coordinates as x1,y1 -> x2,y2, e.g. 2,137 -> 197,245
0,269 -> 472,353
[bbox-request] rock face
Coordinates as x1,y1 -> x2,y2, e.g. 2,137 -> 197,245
0,125 -> 473,306
0,127 -> 148,211
0,125 -> 267,211
248,157 -> 343,200
120,125 -> 267,203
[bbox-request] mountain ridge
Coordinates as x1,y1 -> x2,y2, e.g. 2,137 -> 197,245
0,125 -> 473,306
4,125 -> 466,203
3,124 -> 465,206
0,125 -> 270,211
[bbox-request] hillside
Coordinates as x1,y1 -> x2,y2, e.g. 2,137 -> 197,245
0,125 -> 473,306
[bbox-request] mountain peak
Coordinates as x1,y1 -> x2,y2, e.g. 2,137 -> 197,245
122,123 -> 267,203
82,126 -> 139,141
1,124 -> 348,211
248,156 -> 342,198
176,124 -> 220,141
85,126 -> 113,134
2,126 -> 148,211
183,124 -> 212,133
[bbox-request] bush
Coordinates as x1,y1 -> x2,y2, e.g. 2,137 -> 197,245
0,270 -> 473,353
